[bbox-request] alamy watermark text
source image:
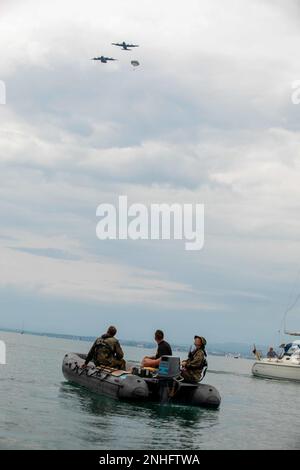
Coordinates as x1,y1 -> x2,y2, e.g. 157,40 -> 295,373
96,196 -> 204,251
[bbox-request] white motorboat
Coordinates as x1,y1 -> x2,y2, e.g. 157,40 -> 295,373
252,340 -> 300,381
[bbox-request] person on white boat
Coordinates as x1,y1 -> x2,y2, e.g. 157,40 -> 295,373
285,342 -> 299,354
279,343 -> 293,358
267,347 -> 278,359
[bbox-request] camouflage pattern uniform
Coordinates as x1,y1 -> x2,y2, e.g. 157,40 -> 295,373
85,334 -> 126,369
181,348 -> 206,383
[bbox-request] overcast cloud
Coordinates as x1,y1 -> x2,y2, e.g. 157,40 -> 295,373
1,0 -> 300,344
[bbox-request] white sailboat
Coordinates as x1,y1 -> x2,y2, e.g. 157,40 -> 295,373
252,296 -> 300,381
252,340 -> 300,381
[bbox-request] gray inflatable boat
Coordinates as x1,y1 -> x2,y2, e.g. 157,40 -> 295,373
62,353 -> 221,409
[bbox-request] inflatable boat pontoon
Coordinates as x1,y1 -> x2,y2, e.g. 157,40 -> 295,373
62,353 -> 221,409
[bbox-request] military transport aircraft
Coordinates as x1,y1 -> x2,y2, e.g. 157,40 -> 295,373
111,41 -> 139,50
91,56 -> 117,63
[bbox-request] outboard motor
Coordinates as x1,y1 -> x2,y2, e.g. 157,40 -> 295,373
158,356 -> 181,403
158,356 -> 181,378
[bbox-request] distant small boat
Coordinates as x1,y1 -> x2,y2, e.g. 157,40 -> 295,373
225,353 -> 240,358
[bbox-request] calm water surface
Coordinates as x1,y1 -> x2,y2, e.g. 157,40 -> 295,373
0,331 -> 299,450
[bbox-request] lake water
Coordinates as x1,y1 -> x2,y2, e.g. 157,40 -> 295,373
0,331 -> 299,450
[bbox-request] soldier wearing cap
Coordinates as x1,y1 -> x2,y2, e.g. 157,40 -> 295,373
82,325 -> 126,370
181,335 -> 207,383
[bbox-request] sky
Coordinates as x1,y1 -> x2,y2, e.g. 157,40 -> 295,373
1,0 -> 300,345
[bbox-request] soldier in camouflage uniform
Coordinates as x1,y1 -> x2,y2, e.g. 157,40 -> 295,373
181,336 -> 207,383
82,326 -> 126,370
